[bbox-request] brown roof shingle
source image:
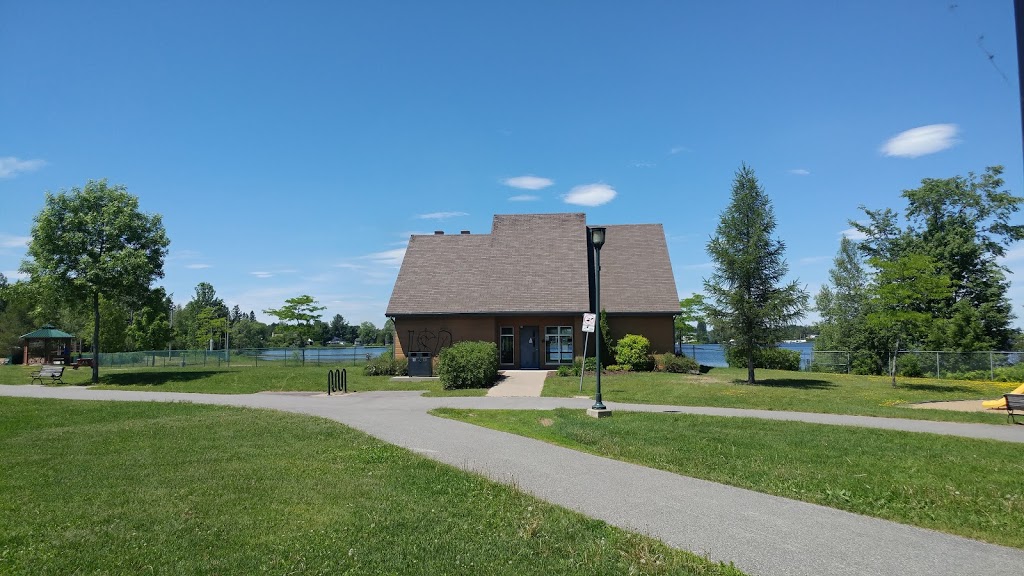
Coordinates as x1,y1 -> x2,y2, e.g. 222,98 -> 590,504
386,213 -> 678,316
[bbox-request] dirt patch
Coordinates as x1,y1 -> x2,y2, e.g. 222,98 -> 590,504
539,418 -> 554,427
908,400 -> 994,413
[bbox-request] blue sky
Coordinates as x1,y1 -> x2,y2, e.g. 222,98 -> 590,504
2,1 -> 1022,327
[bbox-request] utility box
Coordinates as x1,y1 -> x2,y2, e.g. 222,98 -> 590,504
408,352 -> 432,377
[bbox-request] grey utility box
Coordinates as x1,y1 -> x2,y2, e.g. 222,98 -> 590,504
408,352 -> 432,377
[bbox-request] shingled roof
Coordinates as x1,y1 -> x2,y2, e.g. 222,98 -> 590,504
386,213 -> 678,316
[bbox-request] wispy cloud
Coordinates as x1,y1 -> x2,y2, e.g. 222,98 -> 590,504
503,175 -> 553,190
0,157 -> 46,178
563,183 -> 617,207
881,124 -> 958,158
508,194 -> 539,202
998,245 -> 1024,264
363,248 -> 406,267
416,211 -> 468,220
631,161 -> 656,168
798,255 -> 830,265
839,227 -> 868,241
0,234 -> 30,249
185,263 -> 212,269
669,146 -> 688,155
789,168 -> 810,176
1,270 -> 27,281
251,271 -> 274,279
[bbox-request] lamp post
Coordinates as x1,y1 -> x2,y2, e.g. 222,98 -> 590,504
589,226 -> 609,415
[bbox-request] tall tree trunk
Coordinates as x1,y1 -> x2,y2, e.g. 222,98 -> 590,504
92,291 -> 100,384
747,350 -> 756,384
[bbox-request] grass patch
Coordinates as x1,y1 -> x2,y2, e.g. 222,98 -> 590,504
0,397 -> 742,575
546,368 -> 1017,423
0,364 -> 487,395
434,407 -> 1024,549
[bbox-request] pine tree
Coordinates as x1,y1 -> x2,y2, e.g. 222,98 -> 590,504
704,164 -> 808,384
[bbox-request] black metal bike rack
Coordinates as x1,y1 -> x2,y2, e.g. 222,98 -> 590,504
327,368 -> 347,395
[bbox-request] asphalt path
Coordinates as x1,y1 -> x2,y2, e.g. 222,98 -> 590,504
3,384 -> 1022,576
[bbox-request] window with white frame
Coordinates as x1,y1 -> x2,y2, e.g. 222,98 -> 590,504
500,326 -> 514,365
544,326 -> 573,364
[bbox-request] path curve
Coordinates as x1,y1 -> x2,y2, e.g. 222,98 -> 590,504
2,385 -> 1022,576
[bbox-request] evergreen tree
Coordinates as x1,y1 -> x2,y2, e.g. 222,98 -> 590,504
704,164 -> 808,384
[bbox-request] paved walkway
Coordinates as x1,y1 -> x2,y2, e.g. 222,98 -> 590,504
2,384 -> 1023,576
486,369 -> 549,397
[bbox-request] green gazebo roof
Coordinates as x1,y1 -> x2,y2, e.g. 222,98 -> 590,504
21,324 -> 75,339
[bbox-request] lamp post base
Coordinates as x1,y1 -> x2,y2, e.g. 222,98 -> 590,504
586,407 -> 613,418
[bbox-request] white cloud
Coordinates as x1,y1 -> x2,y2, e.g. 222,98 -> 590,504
631,161 -> 656,168
0,234 -> 30,249
503,175 -> 553,190
563,183 -> 617,207
998,245 -> 1024,264
669,146 -> 688,155
333,262 -> 366,270
363,248 -> 406,267
798,255 -> 830,265
1,270 -> 27,281
185,263 -> 212,269
416,211 -> 469,220
881,124 -> 958,158
508,194 -> 539,202
839,227 -> 868,241
789,168 -> 810,176
251,271 -> 273,279
0,157 -> 46,178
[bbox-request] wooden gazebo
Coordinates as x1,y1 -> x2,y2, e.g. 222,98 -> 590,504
21,324 -> 76,365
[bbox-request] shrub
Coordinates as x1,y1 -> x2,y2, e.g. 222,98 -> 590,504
615,334 -> 654,371
556,365 -> 573,377
571,356 -> 598,377
725,346 -> 801,371
660,353 -> 699,373
437,341 -> 499,389
606,364 -> 630,372
363,352 -> 409,376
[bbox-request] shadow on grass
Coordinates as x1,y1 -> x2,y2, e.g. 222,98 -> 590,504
100,371 -> 222,386
731,378 -> 836,390
901,382 -> 979,394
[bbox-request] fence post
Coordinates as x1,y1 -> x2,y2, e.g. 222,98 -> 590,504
936,351 -> 940,378
847,351 -> 851,374
990,351 -> 994,380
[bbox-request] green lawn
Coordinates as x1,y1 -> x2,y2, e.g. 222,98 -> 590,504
0,398 -> 742,575
434,407 -> 1024,549
545,368 -> 1018,423
0,364 -> 487,396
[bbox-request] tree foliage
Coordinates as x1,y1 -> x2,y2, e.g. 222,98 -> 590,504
675,294 -> 706,345
22,180 -> 169,382
704,164 -> 808,384
263,295 -> 326,346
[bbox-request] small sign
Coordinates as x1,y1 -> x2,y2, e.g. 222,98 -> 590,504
582,313 -> 597,333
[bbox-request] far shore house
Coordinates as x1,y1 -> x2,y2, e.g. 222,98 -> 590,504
385,213 -> 679,369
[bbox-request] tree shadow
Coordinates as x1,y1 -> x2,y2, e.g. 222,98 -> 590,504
731,378 -> 836,390
900,382 -> 978,394
100,371 -> 221,386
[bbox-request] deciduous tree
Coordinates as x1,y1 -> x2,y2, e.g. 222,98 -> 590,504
22,180 -> 169,382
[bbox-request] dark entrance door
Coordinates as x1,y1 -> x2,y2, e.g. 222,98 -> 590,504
519,326 -> 539,369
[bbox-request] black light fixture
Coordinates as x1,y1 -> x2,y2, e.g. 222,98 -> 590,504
590,227 -> 608,413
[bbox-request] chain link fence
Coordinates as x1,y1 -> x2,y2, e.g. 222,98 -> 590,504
894,350 -> 1024,381
84,347 -> 391,368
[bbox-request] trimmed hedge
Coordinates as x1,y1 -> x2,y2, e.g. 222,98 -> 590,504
725,346 -> 801,371
615,334 -> 655,372
438,341 -> 499,389
363,352 -> 409,376
659,353 -> 699,373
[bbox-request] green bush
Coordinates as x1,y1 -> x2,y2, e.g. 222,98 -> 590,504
363,352 -> 409,376
614,334 -> 654,372
438,341 -> 499,389
725,346 -> 801,371
570,356 -> 598,376
660,353 -> 699,373
556,365 -> 573,377
606,364 -> 630,372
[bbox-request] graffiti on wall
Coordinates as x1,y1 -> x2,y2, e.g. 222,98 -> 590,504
408,328 -> 453,356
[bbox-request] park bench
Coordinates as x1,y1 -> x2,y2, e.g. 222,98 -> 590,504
71,358 -> 92,370
1005,394 -> 1024,424
30,364 -> 65,385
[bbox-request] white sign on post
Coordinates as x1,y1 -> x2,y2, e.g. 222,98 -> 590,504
582,313 -> 597,333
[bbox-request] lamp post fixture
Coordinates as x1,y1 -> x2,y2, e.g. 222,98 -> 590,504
589,226 -> 610,416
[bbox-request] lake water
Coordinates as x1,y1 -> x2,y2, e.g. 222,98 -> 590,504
675,342 -> 817,368
254,346 -> 390,362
